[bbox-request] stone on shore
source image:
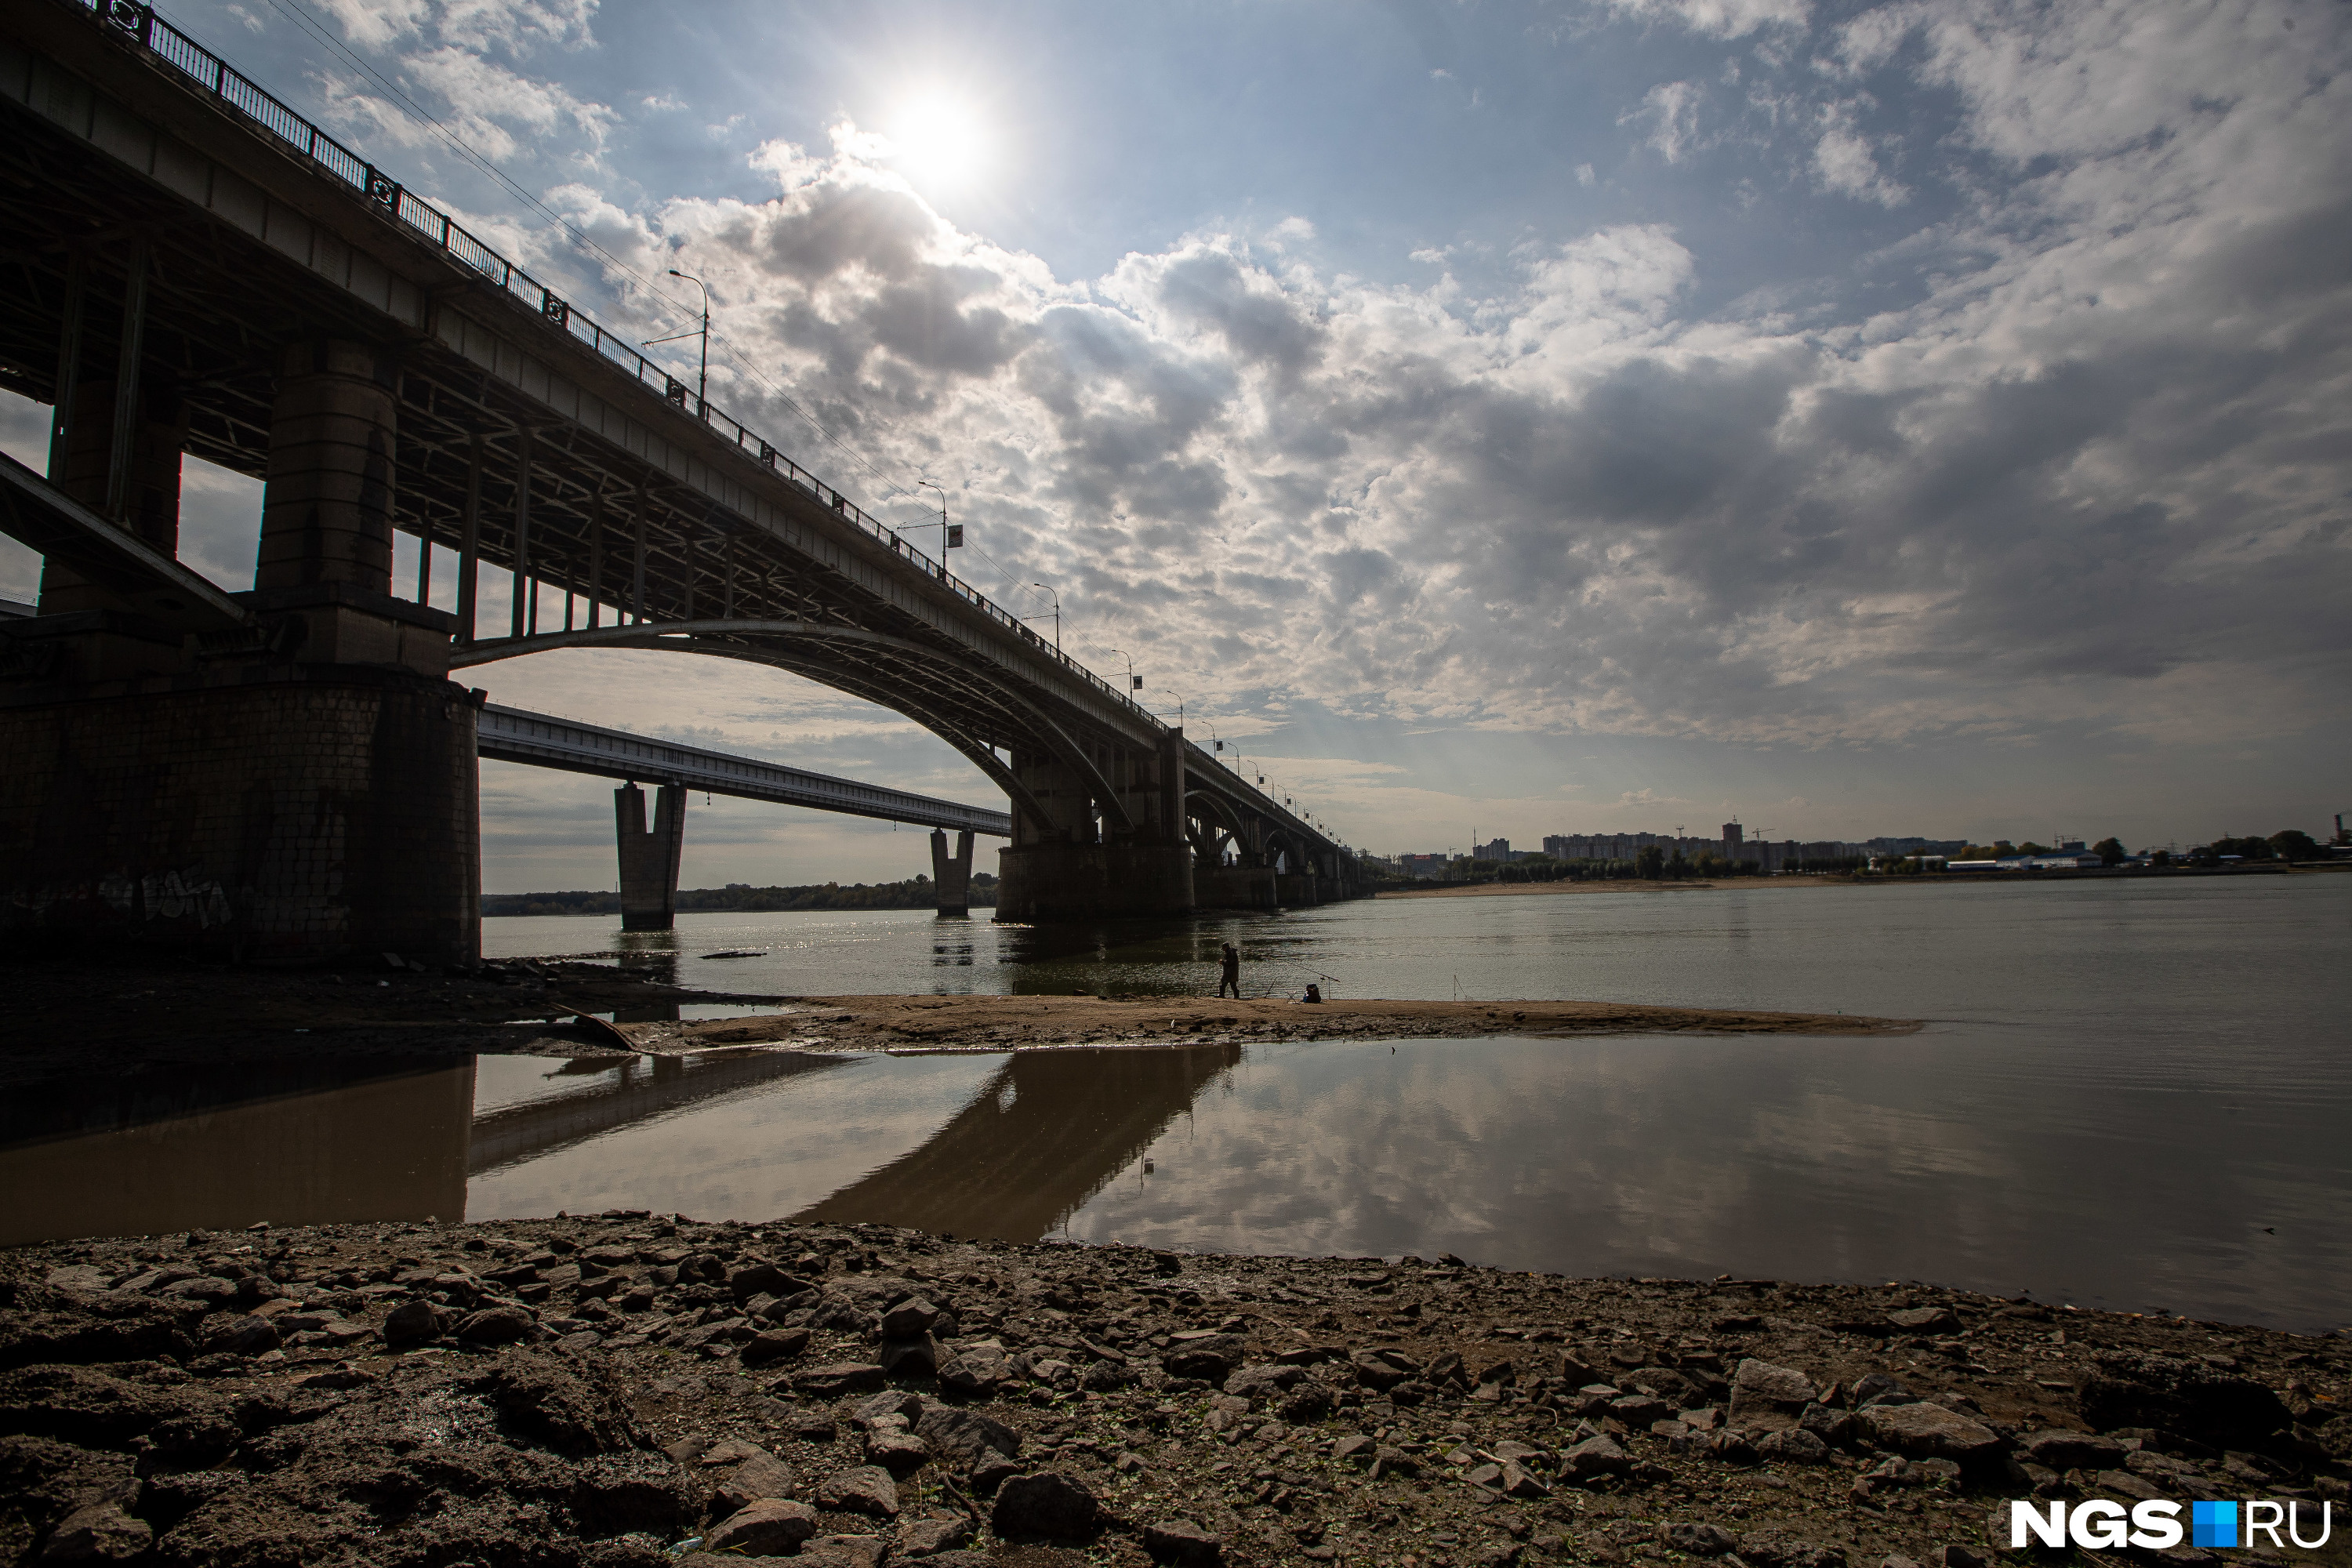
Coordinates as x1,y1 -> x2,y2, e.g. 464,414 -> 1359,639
990,1470 -> 1099,1540
704,1498 -> 818,1557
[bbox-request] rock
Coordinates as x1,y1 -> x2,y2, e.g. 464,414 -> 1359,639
793,1363 -> 887,1398
1279,1382 -> 1336,1424
2075,1352 -> 2295,1449
1852,1374 -> 1911,1407
1081,1358 -> 1138,1392
1665,1523 -> 1741,1557
1729,1358 -> 1816,1422
739,1329 -> 810,1367
454,1307 -> 536,1345
815,1465 -> 900,1519
1161,1333 -> 1247,1382
853,1391 -> 926,1428
1799,1402 -> 1855,1446
35,1500 -> 151,1561
1334,1432 -> 1376,1465
707,1450 -> 798,1515
200,1315 -> 281,1357
379,1299 -> 441,1345
915,1404 -> 1021,1469
991,1469 -> 1101,1541
2020,1429 -> 2125,1470
1351,1346 -> 1421,1391
877,1336 -> 941,1376
488,1350 -> 641,1456
898,1516 -> 975,1558
1937,1549 -> 1989,1568
1756,1428 -> 1831,1464
1562,1435 -> 1631,1476
1501,1460 -> 1551,1498
1145,1517 -> 1224,1566
1610,1394 -> 1671,1427
1370,1443 -> 1420,1479
1857,1402 -> 2002,1462
1885,1306 -> 1962,1334
800,1537 -> 887,1568
880,1297 -> 945,1338
968,1456 -> 1020,1494
705,1499 -> 820,1556
568,1452 -> 700,1537
728,1262 -> 808,1301
936,1339 -> 1009,1393
866,1429 -> 930,1474
1224,1363 -> 1303,1400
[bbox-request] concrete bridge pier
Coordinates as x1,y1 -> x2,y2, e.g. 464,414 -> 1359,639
931,829 -> 974,916
615,782 -> 686,931
993,735 -> 1194,922
2,332 -> 481,966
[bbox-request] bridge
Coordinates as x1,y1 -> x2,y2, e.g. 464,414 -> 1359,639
476,702 -> 1010,924
0,0 -> 1365,963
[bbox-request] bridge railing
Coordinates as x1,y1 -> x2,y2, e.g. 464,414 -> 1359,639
71,0 -> 1167,733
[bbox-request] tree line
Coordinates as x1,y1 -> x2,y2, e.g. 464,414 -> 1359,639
482,873 -> 1000,918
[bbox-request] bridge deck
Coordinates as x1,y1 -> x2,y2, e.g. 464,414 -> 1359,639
477,704 -> 1011,837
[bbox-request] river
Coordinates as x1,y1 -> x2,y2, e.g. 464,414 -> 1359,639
7,874 -> 2347,1330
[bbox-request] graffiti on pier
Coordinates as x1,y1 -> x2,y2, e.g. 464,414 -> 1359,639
5,867 -> 235,929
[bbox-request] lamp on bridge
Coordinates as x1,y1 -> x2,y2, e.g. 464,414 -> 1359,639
1026,583 -> 1060,653
655,270 -> 710,414
1108,647 -> 1142,693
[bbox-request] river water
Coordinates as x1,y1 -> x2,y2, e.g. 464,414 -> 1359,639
8,876 -> 2348,1330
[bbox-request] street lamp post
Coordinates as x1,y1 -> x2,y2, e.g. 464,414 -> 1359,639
1028,583 -> 1060,653
654,269 -> 710,413
916,480 -> 956,562
1160,688 -> 1184,728
1107,648 -> 1141,693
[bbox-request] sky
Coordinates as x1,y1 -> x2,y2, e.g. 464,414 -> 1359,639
3,0 -> 2347,890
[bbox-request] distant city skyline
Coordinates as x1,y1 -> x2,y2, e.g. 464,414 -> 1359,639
2,0 -> 2342,893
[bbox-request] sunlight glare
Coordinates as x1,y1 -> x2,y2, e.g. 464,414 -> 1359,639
885,93 -> 990,191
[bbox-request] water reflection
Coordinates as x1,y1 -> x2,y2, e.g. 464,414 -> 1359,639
794,1045 -> 1237,1240
7,1029 -> 2345,1329
0,1059 -> 477,1243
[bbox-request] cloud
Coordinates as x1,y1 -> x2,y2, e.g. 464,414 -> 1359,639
1624,80 -> 1705,164
1809,102 -> 1907,205
1599,0 -> 1811,42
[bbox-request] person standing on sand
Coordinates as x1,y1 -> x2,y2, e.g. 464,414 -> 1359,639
1217,942 -> 1243,999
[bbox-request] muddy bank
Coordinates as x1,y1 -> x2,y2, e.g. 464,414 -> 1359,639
606,996 -> 1917,1058
3,1215 -> 2346,1568
0,949 -> 1915,1087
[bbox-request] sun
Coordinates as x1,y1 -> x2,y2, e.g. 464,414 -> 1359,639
884,93 -> 991,192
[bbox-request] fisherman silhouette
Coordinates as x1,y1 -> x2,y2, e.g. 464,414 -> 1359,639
1217,942 -> 1242,1000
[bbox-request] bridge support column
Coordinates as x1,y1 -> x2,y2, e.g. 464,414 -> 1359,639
615,782 -> 685,931
994,740 -> 1193,922
931,829 -> 974,917
1195,865 -> 1277,909
0,669 -> 482,965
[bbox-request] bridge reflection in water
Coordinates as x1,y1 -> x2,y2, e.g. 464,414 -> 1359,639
0,1045 -> 1239,1247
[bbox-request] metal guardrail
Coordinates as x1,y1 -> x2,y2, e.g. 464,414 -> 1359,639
478,703 -> 1013,836
70,0 -> 1174,734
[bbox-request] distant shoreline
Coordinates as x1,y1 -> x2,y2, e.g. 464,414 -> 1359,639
1374,863 -> 2321,899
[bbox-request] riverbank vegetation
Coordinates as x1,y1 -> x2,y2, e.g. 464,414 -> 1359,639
483,875 -> 1000,918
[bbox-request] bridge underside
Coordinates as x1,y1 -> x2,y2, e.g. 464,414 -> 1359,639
0,4 -> 1360,956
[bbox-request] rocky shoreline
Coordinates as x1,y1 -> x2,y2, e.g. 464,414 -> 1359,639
4,1215 -> 2346,1568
